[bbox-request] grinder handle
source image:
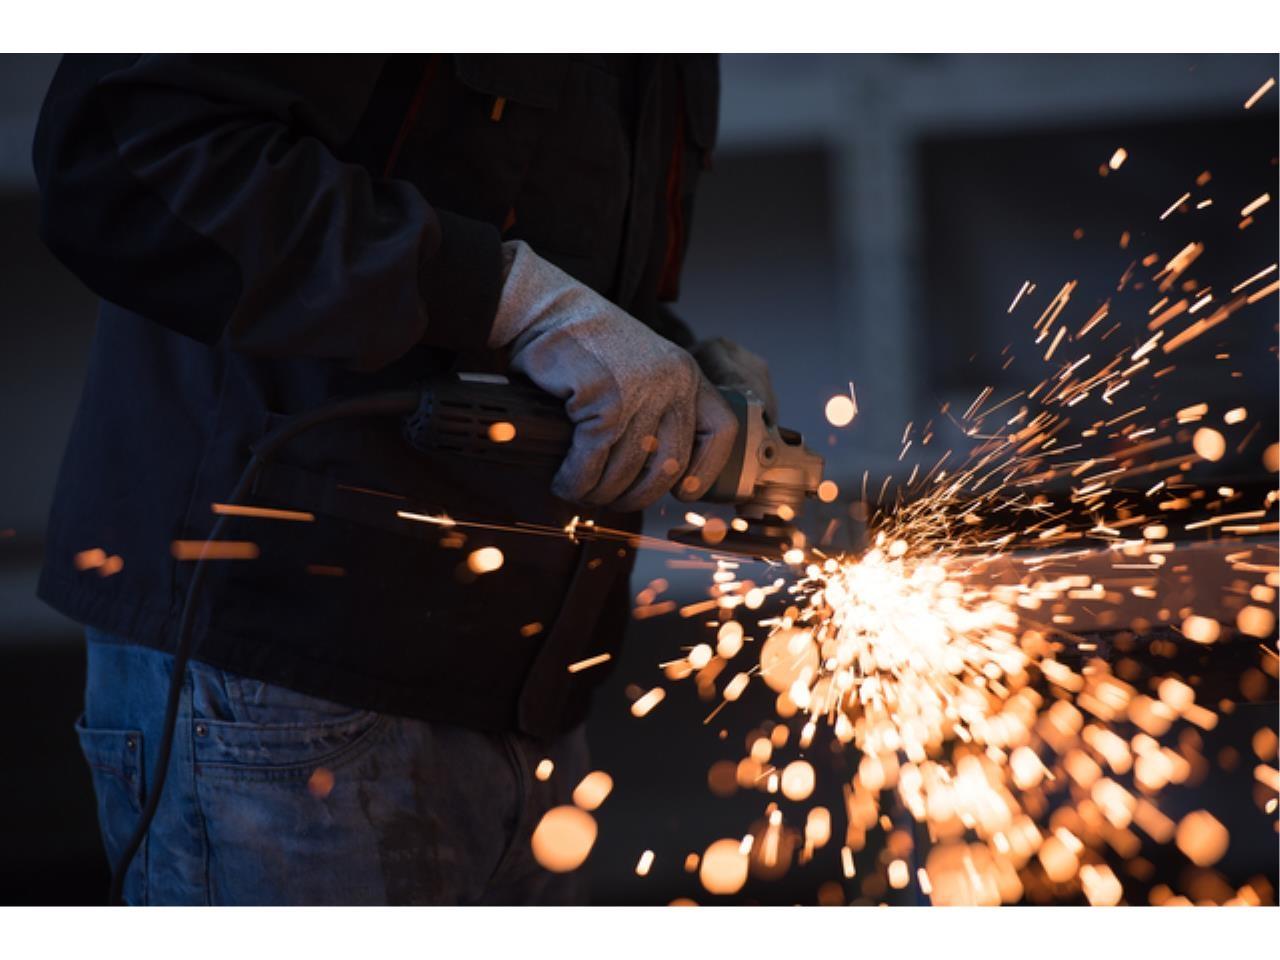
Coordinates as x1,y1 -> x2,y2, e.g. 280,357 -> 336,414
403,373 -> 575,468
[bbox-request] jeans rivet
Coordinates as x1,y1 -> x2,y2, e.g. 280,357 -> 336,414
195,723 -> 208,737
125,736 -> 136,750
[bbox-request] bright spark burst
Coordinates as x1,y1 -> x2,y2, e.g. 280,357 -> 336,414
640,177 -> 1279,905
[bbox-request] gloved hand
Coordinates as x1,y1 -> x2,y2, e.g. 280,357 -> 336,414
489,241 -> 738,511
692,337 -> 779,424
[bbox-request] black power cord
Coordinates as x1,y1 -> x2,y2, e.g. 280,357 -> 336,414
108,389 -> 419,905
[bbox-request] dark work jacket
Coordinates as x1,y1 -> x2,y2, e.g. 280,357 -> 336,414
33,54 -> 718,738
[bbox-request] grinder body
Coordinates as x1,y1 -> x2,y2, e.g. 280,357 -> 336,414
403,373 -> 824,555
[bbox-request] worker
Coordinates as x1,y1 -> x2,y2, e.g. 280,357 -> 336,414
33,54 -> 777,904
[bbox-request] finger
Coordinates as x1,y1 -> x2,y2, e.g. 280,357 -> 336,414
610,404 -> 696,512
694,338 -> 778,423
579,408 -> 664,506
676,375 -> 739,502
551,415 -> 619,504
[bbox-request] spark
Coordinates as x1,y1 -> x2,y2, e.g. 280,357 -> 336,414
74,548 -> 107,571
466,546 -> 504,574
1176,402 -> 1208,423
1240,193 -> 1271,218
1188,291 -> 1214,314
572,771 -> 614,811
170,540 -> 259,560
1244,77 -> 1276,109
397,510 -> 455,526
567,653 -> 613,674
1043,324 -> 1067,361
307,767 -> 335,799
1230,264 -> 1277,293
1192,427 -> 1226,462
1247,279 -> 1279,304
487,421 -> 516,443
825,393 -> 857,428
1159,191 -> 1190,220
531,806 -> 597,873
633,601 -> 677,620
1078,303 -> 1110,338
211,503 -> 314,522
1008,280 -> 1032,313
613,146 -> 1280,907
305,564 -> 345,577
630,687 -> 666,717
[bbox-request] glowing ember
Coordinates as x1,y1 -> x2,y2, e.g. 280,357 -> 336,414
1243,76 -> 1276,109
631,686 -> 666,718
170,540 -> 259,560
466,546 -> 504,574
74,548 -> 106,571
699,838 -> 750,895
211,503 -> 313,522
567,652 -> 612,673
1182,615 -> 1221,645
487,421 -> 516,443
1240,193 -> 1271,218
1174,810 -> 1230,867
716,620 -> 745,659
1263,444 -> 1279,472
572,771 -> 614,811
531,806 -> 597,873
306,767 -> 335,799
779,760 -> 815,801
825,394 -> 857,428
1192,427 -> 1226,462
888,858 -> 910,889
1237,606 -> 1276,638
635,849 -> 655,877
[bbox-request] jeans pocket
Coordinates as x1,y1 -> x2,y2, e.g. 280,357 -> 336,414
190,667 -> 387,781
74,714 -> 147,904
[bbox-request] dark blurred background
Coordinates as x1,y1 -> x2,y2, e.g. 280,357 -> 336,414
1,53 -> 1276,905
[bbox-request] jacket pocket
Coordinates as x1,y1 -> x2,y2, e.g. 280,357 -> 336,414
74,715 -> 147,904
381,56 -> 568,244
452,54 -> 568,109
494,57 -> 631,266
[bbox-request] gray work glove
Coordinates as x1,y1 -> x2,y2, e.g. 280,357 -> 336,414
489,241 -> 738,511
692,337 -> 779,424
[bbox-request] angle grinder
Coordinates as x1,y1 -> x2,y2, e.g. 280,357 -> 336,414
402,372 -> 825,556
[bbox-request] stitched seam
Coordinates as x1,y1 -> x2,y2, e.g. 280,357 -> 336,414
195,713 -> 390,781
186,669 -> 213,906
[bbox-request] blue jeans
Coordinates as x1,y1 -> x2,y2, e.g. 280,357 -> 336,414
76,630 -> 590,905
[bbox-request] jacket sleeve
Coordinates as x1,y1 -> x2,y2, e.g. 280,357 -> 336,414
32,54 -> 503,371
